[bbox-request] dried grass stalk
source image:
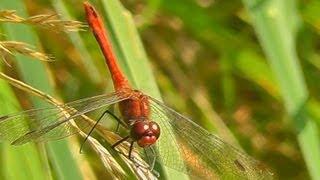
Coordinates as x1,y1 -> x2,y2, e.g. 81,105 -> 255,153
0,41 -> 52,63
0,72 -> 156,179
0,10 -> 86,32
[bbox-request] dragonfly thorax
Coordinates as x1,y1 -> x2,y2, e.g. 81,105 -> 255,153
130,120 -> 160,147
118,90 -> 150,122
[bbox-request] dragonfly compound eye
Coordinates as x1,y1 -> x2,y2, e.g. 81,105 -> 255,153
131,121 -> 160,147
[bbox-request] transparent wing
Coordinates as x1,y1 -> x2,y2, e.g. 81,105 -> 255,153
148,97 -> 273,180
0,91 -> 131,145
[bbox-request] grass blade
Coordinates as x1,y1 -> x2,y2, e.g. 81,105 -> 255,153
242,0 -> 320,179
0,74 -> 48,180
97,0 -> 188,179
0,1 -> 84,179
51,0 -> 103,85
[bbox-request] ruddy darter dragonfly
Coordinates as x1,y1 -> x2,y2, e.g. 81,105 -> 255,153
0,2 -> 273,179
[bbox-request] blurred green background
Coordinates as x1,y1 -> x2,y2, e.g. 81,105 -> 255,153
1,0 -> 320,179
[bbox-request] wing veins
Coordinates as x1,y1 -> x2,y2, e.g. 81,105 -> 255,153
148,96 -> 272,179
0,91 -> 131,144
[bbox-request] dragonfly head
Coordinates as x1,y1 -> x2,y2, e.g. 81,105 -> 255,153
130,120 -> 160,147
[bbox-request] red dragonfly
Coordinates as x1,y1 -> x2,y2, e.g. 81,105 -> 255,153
0,2 -> 273,179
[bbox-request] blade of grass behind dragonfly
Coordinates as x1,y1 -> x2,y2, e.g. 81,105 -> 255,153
138,0 -> 162,30
49,1 -> 136,178
98,0 -> 188,179
235,49 -> 320,125
242,0 -> 320,179
234,49 -> 280,99
51,0 -> 103,85
158,0 -> 247,147
0,1 -> 83,179
0,69 -> 48,180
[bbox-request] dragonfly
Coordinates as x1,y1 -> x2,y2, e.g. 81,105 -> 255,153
0,2 -> 274,180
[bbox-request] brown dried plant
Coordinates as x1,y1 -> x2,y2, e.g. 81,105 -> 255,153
0,72 -> 156,180
0,41 -> 52,64
0,10 -> 87,32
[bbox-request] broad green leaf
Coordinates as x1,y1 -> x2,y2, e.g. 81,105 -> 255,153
0,76 -> 47,180
97,0 -> 187,179
0,0 -> 83,179
242,0 -> 320,179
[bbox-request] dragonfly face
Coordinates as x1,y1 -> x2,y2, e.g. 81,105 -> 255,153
130,120 -> 160,147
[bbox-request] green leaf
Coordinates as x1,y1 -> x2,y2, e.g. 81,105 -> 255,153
242,0 -> 320,179
52,0 -> 103,85
97,0 -> 188,179
0,77 -> 47,180
0,1 -> 84,179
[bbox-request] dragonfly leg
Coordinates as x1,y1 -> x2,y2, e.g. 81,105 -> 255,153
128,141 -> 135,159
103,109 -> 127,133
112,138 -> 143,166
111,135 -> 130,149
115,122 -> 120,133
104,110 -> 124,133
79,109 -> 123,153
141,147 -> 160,177
112,137 -> 158,174
112,139 -> 136,160
148,147 -> 157,171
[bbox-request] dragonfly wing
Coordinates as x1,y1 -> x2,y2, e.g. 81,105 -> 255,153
0,91 -> 131,145
148,97 -> 273,180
